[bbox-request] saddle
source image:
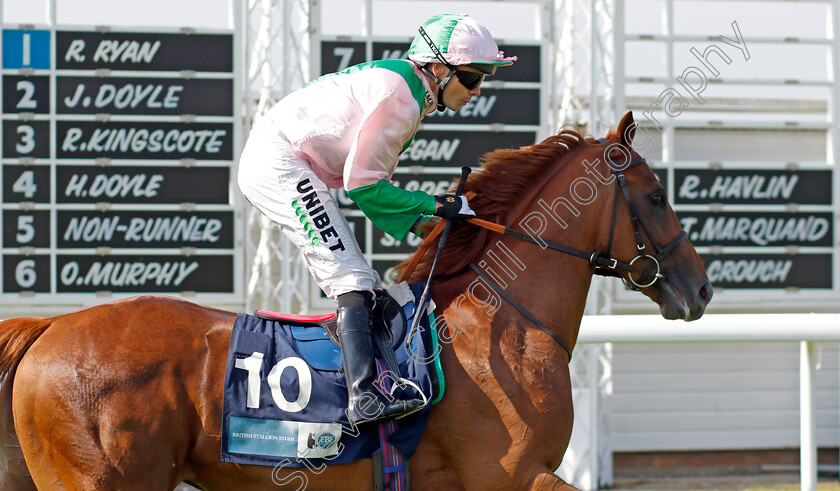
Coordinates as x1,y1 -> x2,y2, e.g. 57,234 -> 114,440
254,286 -> 415,378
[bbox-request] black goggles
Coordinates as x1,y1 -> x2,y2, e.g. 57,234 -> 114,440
454,69 -> 484,90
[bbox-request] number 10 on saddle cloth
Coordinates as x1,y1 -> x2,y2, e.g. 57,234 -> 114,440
220,281 -> 444,468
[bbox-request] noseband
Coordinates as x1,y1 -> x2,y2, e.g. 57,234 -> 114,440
465,139 -> 687,360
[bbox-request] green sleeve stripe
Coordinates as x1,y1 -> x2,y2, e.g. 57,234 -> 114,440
347,179 -> 437,240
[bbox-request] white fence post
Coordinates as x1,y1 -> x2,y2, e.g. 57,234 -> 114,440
800,340 -> 817,491
587,343 -> 601,489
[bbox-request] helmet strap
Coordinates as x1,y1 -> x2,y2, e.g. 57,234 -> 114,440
435,68 -> 456,112
416,25 -> 458,112
415,62 -> 456,112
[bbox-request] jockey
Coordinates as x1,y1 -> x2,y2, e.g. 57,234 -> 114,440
238,13 -> 516,425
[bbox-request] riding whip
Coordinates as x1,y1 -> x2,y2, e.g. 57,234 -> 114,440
406,166 -> 471,347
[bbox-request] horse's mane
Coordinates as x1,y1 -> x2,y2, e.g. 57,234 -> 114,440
393,128 -> 599,284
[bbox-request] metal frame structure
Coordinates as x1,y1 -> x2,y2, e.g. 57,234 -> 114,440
241,0 -> 568,315
552,0 -> 618,487
241,0 -> 312,313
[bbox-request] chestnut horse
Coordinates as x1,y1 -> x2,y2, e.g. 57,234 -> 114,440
0,112 -> 711,490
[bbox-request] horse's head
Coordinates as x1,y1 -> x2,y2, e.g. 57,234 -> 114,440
597,111 -> 712,320
396,111 -> 712,321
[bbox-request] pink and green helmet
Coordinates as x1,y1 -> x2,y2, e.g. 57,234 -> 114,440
407,14 -> 516,75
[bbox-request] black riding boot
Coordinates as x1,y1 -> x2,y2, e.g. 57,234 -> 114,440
337,291 -> 424,425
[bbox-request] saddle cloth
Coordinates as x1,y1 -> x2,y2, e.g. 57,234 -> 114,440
221,282 -> 443,468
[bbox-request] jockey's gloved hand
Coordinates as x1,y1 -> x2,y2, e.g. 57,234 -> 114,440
433,195 -> 476,221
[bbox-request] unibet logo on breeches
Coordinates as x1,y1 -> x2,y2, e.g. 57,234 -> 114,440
293,178 -> 346,251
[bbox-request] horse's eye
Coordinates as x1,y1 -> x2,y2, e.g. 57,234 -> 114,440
650,192 -> 666,207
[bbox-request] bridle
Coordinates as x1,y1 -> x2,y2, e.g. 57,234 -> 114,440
461,139 -> 688,361
591,139 -> 687,290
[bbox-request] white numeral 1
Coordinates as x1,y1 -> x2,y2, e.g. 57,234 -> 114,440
23,33 -> 31,66
234,352 -> 265,409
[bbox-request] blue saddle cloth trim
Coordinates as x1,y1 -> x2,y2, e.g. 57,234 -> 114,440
221,283 -> 437,468
288,293 -> 422,372
290,325 -> 343,371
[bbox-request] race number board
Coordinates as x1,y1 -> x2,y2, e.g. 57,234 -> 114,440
316,38 -> 545,306
1,27 -> 241,306
671,167 -> 835,292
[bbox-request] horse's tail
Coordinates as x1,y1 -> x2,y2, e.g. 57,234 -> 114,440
0,317 -> 48,491
0,317 -> 50,381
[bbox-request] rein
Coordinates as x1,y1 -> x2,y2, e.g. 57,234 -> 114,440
399,140 -> 688,363
465,145 -> 687,289
469,263 -> 574,361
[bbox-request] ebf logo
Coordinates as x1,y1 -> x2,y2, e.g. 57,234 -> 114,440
316,432 -> 337,450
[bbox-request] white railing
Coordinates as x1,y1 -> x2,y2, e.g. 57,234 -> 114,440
577,313 -> 840,491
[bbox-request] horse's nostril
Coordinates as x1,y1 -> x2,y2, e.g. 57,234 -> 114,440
699,284 -> 713,300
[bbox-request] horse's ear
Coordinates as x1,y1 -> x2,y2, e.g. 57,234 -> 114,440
617,111 -> 636,147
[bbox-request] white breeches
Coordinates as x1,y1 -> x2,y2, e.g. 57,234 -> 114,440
238,129 -> 381,301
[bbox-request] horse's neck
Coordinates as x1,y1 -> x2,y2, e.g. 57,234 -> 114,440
432,235 -> 597,369
432,150 -> 611,360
